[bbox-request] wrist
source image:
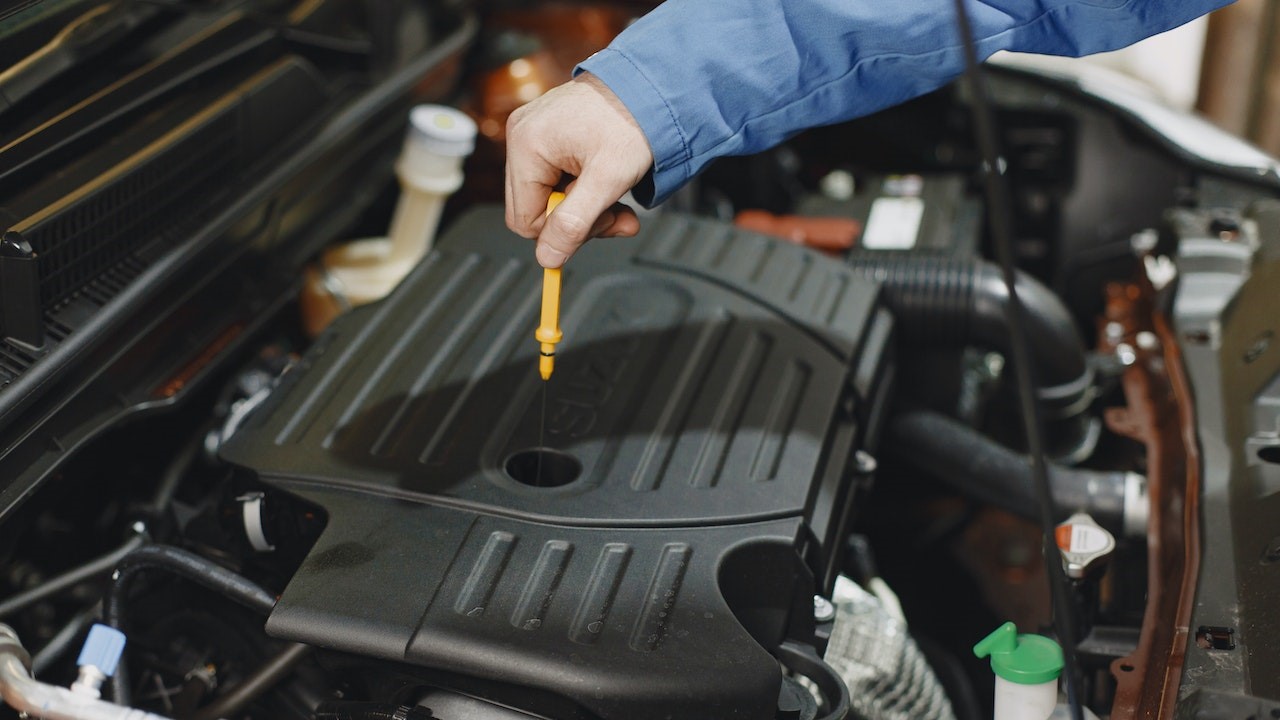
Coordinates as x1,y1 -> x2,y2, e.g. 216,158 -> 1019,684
576,49 -> 687,207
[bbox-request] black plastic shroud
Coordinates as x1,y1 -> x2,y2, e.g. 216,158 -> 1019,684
222,207 -> 894,720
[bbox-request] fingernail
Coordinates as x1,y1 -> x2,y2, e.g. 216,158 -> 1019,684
537,244 -> 568,268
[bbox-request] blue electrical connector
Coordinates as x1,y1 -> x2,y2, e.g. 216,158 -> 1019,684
76,624 -> 126,677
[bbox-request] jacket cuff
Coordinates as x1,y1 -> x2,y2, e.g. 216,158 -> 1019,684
576,48 -> 689,207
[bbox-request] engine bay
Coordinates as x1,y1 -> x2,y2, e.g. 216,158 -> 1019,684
1,2 -> 1280,719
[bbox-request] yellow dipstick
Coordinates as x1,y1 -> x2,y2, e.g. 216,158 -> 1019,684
535,192 -> 567,380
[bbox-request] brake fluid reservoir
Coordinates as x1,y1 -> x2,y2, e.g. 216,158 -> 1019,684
974,622 -> 1062,720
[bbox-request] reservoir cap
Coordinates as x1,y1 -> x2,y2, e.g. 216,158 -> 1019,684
974,622 -> 1063,685
1055,512 -> 1116,579
408,105 -> 478,157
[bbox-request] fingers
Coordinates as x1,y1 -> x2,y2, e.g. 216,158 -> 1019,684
504,73 -> 654,266
598,203 -> 640,238
535,167 -> 634,267
505,142 -> 559,239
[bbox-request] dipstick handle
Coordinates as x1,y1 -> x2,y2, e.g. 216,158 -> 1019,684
536,192 -> 567,380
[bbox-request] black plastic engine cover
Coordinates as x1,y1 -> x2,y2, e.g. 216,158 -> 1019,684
221,207 -> 893,720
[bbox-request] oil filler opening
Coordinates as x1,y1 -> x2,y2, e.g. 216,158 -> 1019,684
504,448 -> 582,487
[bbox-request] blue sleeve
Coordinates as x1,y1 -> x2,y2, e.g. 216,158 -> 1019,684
576,0 -> 1231,206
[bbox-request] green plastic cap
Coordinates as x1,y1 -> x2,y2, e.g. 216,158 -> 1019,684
973,622 -> 1064,685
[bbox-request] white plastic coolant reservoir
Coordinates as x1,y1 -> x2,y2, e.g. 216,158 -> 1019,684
974,622 -> 1064,720
386,104 -> 478,264
302,105 -> 476,334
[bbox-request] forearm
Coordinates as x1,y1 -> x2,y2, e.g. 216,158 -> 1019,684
579,0 -> 1231,206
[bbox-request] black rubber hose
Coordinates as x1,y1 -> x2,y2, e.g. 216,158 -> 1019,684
104,544 -> 277,705
847,254 -> 1092,416
887,409 -> 1133,533
314,702 -> 436,720
31,603 -> 99,676
186,643 -> 310,720
148,430 -> 205,514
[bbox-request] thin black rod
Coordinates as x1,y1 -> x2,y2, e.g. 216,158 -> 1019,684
0,535 -> 146,619
948,3 -> 1085,719
186,643 -> 310,720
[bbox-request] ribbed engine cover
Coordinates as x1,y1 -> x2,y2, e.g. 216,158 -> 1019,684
221,207 -> 893,720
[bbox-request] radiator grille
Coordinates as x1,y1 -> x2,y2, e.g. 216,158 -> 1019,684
27,113 -> 240,308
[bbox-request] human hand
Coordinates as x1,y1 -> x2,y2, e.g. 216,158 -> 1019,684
505,72 -> 653,268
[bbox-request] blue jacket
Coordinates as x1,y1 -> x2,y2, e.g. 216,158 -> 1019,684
577,0 -> 1230,206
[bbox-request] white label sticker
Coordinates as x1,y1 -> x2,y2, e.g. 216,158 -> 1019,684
862,197 -> 924,250
1070,524 -> 1111,554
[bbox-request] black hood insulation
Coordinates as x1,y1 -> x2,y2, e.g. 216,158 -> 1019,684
221,207 -> 894,720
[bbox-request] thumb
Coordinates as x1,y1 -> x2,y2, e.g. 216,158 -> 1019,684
536,168 -> 630,268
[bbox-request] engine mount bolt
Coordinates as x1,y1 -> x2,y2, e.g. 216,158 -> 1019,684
814,595 -> 836,623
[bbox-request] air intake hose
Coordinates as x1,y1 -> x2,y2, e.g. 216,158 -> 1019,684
847,254 -> 1092,418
